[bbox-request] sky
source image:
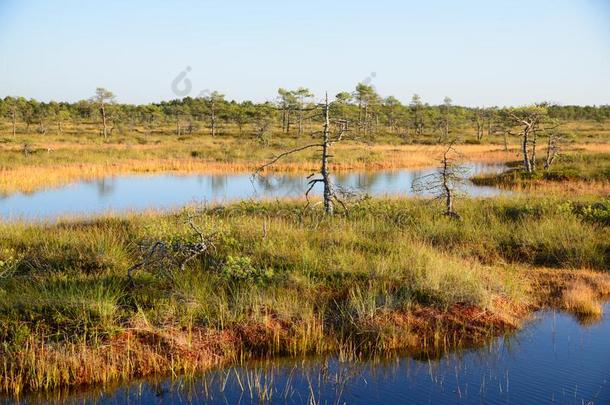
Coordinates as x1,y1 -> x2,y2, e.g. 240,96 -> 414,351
0,0 -> 609,106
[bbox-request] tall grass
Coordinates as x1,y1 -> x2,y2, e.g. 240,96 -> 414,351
0,196 -> 609,395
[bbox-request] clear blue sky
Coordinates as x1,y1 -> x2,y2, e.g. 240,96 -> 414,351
0,0 -> 609,106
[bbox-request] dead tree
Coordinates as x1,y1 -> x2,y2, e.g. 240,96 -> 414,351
127,214 -> 216,281
505,108 -> 543,173
544,131 -> 563,170
412,141 -> 468,219
255,93 -> 349,215
506,107 -> 560,174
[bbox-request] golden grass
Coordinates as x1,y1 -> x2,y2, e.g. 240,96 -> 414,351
561,282 -> 603,318
2,299 -> 524,397
529,267 -> 610,321
507,180 -> 610,196
0,143 -> 517,195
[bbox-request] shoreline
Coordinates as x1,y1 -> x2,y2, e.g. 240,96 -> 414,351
0,197 -> 608,397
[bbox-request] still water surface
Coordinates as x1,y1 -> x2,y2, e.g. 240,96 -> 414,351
0,163 -> 506,220
23,303 -> 610,404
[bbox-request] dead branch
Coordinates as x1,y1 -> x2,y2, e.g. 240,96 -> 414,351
254,143 -> 322,175
127,214 -> 216,281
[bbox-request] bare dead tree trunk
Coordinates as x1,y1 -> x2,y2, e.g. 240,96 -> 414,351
530,131 -> 538,172
321,93 -> 333,215
412,141 -> 464,220
522,127 -> 532,173
256,92 -> 349,216
442,153 -> 453,215
544,132 -> 561,170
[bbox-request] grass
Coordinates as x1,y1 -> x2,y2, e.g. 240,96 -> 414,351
472,151 -> 610,195
562,281 -> 603,319
1,119 -> 609,195
0,132 -> 519,195
1,196 -> 609,396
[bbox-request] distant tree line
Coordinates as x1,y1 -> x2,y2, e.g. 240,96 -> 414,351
1,85 -> 608,140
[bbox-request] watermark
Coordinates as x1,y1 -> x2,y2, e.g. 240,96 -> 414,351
361,71 -> 377,90
171,66 -> 210,98
171,67 -> 376,99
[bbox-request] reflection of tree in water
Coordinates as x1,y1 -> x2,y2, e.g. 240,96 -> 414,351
208,175 -> 227,192
334,171 -> 395,194
254,174 -> 307,197
96,178 -> 116,197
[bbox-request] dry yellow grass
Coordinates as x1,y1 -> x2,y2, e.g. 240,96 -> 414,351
530,267 -> 610,321
0,143 -> 517,195
561,281 -> 603,318
508,180 -> 610,196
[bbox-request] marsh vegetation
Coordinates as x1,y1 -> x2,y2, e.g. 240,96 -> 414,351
0,91 -> 609,399
1,196 -> 610,396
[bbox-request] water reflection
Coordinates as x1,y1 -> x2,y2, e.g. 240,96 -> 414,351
0,163 -> 508,221
17,303 -> 610,404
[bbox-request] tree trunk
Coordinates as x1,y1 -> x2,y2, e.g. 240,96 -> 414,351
530,131 -> 537,172
363,104 -> 368,137
281,108 -> 286,133
442,156 -> 453,215
544,135 -> 554,170
211,102 -> 217,136
321,94 -> 333,215
522,128 -> 532,173
101,104 -> 108,139
11,109 -> 17,137
298,107 -> 303,136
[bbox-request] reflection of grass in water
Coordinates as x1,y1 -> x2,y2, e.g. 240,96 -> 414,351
1,197 -> 609,397
0,136 -> 522,195
14,312 -> 605,404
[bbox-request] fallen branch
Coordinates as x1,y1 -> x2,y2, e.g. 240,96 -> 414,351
127,215 -> 216,281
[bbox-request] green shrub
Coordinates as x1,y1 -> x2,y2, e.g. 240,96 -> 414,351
574,199 -> 610,226
221,255 -> 274,283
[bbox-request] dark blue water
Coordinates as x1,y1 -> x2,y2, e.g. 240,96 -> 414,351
0,163 -> 507,221
27,303 -> 610,404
